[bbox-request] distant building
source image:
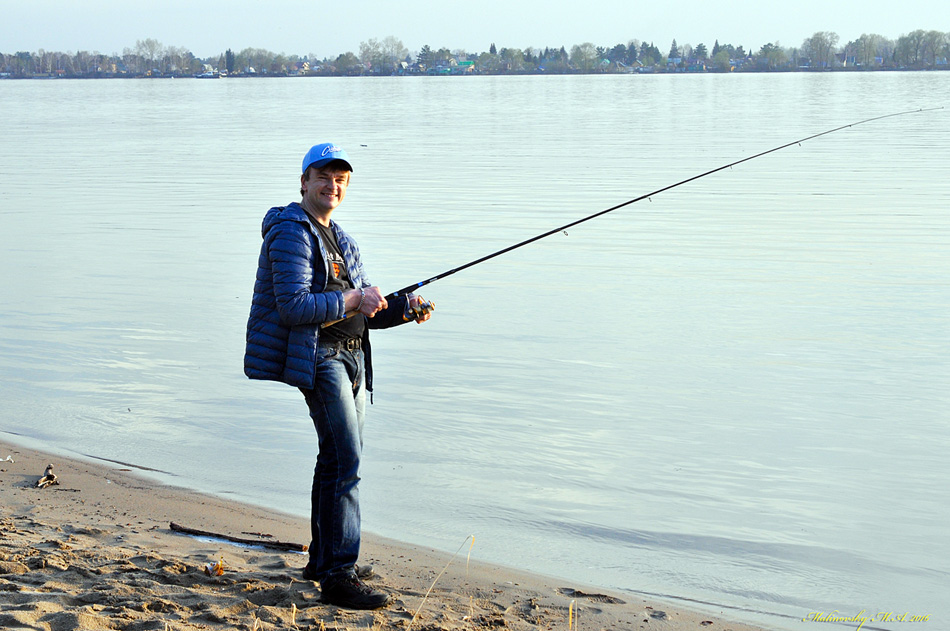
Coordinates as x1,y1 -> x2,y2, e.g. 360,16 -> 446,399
835,53 -> 857,67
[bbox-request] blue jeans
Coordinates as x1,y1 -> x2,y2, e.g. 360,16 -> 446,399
300,344 -> 366,582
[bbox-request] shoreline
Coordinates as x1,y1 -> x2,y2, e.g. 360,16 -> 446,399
0,437 -> 769,630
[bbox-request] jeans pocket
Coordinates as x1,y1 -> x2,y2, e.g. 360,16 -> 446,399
316,344 -> 340,363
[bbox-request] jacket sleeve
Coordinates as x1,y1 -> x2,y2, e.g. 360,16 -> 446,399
265,220 -> 345,326
367,295 -> 411,330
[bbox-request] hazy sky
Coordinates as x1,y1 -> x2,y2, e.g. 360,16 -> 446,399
2,0 -> 946,59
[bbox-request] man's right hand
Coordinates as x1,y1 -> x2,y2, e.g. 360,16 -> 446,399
344,286 -> 388,317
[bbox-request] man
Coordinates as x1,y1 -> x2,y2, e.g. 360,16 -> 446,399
244,142 -> 431,609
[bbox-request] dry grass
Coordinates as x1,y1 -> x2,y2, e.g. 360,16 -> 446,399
406,534 -> 475,631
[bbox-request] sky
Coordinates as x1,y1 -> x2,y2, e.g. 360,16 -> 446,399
1,0 -> 946,59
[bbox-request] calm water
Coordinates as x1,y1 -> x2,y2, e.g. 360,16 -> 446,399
1,73 -> 948,629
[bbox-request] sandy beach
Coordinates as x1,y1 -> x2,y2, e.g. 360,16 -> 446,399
0,438 -> 768,631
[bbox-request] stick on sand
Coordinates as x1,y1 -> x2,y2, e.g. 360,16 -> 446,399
169,521 -> 308,552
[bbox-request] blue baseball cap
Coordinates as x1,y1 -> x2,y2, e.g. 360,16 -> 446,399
302,142 -> 353,173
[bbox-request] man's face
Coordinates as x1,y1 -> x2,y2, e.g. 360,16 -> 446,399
301,166 -> 350,216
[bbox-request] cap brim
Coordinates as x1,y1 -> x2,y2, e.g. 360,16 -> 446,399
305,157 -> 353,172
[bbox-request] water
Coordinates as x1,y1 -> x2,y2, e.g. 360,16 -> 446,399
2,73 -> 948,629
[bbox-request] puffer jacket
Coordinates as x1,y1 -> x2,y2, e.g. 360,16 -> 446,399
244,202 -> 408,391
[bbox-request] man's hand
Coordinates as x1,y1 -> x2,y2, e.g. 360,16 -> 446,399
344,286 -> 388,318
408,294 -> 433,323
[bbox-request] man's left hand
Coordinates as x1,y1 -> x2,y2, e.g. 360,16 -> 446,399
408,295 -> 433,323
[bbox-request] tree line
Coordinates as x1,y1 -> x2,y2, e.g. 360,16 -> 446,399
2,29 -> 948,78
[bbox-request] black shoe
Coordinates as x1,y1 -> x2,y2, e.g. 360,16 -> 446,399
301,563 -> 375,581
321,573 -> 391,610
301,564 -> 319,581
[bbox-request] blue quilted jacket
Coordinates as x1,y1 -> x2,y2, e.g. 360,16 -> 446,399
244,202 -> 408,391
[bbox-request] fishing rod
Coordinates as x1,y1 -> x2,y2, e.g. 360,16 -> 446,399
389,106 -> 941,304
328,106 -> 942,325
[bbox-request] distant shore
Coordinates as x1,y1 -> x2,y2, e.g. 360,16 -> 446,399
6,28 -> 948,79
0,437 -> 768,631
3,66 -> 948,81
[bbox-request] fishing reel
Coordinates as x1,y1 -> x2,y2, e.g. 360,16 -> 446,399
405,299 -> 435,322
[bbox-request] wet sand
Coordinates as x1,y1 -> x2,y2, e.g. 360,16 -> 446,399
0,438 -> 768,630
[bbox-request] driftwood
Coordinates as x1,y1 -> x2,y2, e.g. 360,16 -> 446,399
169,522 -> 307,552
37,464 -> 59,489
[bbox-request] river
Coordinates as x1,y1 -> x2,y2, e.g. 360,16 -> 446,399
1,72 -> 948,629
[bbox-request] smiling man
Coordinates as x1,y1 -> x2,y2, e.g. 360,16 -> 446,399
244,143 -> 431,609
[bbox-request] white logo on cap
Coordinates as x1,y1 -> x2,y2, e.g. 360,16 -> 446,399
321,145 -> 342,156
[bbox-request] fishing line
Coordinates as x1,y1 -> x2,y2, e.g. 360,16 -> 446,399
388,106 -> 942,302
